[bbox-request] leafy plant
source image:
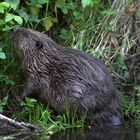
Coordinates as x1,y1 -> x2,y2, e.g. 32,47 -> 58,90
0,96 -> 8,113
82,0 -> 93,8
121,86 -> 140,121
13,97 -> 85,131
0,1 -> 22,31
0,48 -> 6,59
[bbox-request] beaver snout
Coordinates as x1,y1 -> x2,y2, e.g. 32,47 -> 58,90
11,27 -> 20,32
10,27 -> 29,42
10,27 -> 20,40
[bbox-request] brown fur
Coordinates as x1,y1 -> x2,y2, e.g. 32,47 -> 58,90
11,27 -> 124,126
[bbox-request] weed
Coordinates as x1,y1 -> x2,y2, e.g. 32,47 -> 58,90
0,96 -> 8,113
13,97 -> 85,131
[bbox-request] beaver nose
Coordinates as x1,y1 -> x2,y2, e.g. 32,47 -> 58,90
11,27 -> 20,32
10,27 -> 20,40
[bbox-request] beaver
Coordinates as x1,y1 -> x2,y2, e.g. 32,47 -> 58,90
11,27 -> 124,126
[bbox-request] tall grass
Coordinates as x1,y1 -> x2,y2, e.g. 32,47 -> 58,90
13,97 -> 85,132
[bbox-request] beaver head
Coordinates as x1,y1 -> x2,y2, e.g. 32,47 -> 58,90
11,27 -> 58,58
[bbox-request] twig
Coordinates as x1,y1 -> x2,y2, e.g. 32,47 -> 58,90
0,114 -> 40,132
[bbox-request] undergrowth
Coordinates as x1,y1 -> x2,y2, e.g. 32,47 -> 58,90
13,97 -> 85,132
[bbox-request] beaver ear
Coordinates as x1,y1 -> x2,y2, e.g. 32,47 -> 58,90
35,41 -> 43,50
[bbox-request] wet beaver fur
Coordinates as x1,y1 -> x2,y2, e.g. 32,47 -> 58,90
11,27 -> 124,126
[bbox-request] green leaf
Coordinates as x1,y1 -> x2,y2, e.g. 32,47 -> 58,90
73,11 -> 83,20
136,11 -> 140,16
0,96 -> 8,113
25,97 -> 37,107
61,7 -> 69,14
1,97 -> 8,106
16,8 -> 29,22
28,0 -> 49,7
59,28 -> 72,40
5,13 -> 15,22
5,0 -> 20,10
56,1 -> 75,14
0,6 -> 4,13
0,75 -> 15,85
0,19 -> 5,26
14,15 -> 23,25
51,18 -> 57,23
117,57 -> 128,70
0,52 -> 6,59
33,4 -> 42,8
0,2 -> 10,8
5,79 -> 15,85
101,10 -> 117,16
82,0 -> 93,8
0,2 -> 10,13
43,18 -> 53,31
29,14 -> 40,22
0,107 -> 3,113
56,0 -> 65,6
2,25 -> 12,31
37,0 -> 49,4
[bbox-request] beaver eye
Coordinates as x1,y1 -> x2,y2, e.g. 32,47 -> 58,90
35,41 -> 43,50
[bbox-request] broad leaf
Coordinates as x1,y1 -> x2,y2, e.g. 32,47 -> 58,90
5,0 -> 20,10
25,97 -> 37,108
56,0 -> 65,6
0,19 -> 5,26
14,15 -> 23,25
5,13 -> 15,22
43,18 -> 53,31
0,52 -> 6,59
82,0 -> 93,8
29,14 -> 40,22
0,2 -> 10,13
37,0 -> 49,4
2,25 -> 11,31
1,97 -> 8,106
16,8 -> 29,22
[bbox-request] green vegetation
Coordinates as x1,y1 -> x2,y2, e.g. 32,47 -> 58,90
0,0 -> 140,132
13,97 -> 85,131
0,96 -> 8,113
121,86 -> 140,121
